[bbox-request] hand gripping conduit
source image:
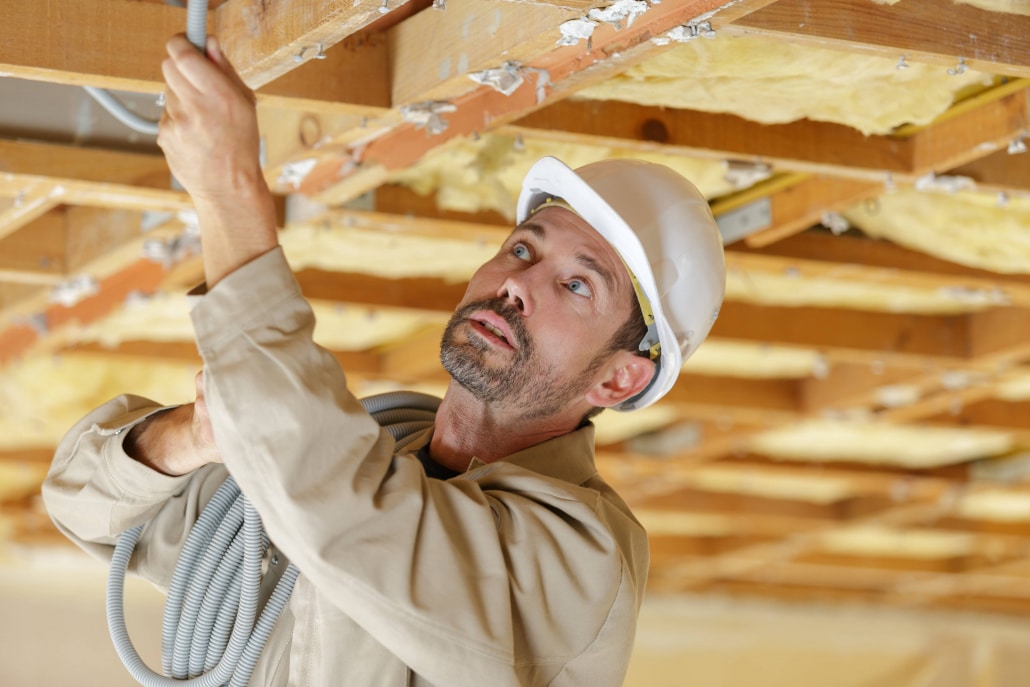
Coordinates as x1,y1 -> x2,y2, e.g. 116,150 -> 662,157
107,391 -> 441,687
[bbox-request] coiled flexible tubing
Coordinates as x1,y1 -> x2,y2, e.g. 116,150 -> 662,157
107,391 -> 440,686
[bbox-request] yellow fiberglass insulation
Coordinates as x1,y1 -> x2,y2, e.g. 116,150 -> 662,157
576,34 -> 992,136
844,190 -> 1030,274
390,133 -> 734,220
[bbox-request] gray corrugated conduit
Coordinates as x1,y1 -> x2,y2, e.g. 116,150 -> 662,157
84,0 -> 209,136
107,392 -> 441,686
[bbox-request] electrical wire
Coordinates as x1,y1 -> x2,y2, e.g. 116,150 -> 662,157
84,0 -> 209,136
107,391 -> 440,686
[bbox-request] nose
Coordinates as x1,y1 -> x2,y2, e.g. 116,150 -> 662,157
497,272 -> 534,317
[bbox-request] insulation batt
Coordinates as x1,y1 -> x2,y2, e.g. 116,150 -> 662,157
577,35 -> 992,136
845,190 -> 1030,274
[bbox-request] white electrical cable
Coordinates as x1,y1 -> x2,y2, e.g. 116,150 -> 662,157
84,0 -> 209,136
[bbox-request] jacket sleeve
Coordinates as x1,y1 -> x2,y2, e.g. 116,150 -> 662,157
42,395 -> 230,590
192,248 -> 639,687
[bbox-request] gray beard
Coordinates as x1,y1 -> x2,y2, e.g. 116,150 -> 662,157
439,298 -> 599,422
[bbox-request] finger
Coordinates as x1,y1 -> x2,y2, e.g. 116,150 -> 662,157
165,33 -> 222,94
207,36 -> 256,106
194,369 -> 205,400
161,55 -> 201,107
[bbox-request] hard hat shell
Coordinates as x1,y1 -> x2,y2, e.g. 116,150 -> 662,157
517,156 -> 726,411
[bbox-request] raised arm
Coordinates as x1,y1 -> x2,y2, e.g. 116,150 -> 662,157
158,34 -> 278,287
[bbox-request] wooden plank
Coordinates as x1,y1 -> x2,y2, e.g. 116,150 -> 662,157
0,0 -> 393,108
909,83 -> 1030,174
726,250 -> 1030,310
736,176 -> 881,247
730,0 -> 1030,79
0,0 -> 181,92
388,0 -> 581,105
305,0 -> 781,200
214,0 -> 414,90
508,98 -> 911,178
951,146 -> 1030,196
712,301 -> 971,360
925,398 -> 1030,432
61,339 -> 383,378
0,185 -> 58,242
661,374 -> 801,414
733,231 -> 1030,290
0,259 -> 168,365
0,210 -> 67,279
508,83 -> 1030,188
0,448 -> 55,466
293,269 -> 467,312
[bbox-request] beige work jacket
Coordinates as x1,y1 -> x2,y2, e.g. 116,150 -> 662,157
43,248 -> 650,687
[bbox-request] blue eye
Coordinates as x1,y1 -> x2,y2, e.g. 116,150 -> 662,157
567,279 -> 592,298
512,243 -> 531,261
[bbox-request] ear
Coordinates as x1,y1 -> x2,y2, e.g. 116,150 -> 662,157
584,350 -> 656,409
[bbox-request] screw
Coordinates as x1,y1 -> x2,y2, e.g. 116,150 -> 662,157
896,55 -> 909,70
314,42 -> 327,60
379,0 -> 389,13
947,57 -> 967,75
294,46 -> 307,63
1008,137 -> 1027,155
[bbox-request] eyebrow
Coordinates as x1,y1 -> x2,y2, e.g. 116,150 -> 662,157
510,222 -> 617,294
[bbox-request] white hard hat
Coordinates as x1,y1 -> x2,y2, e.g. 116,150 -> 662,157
517,156 -> 726,411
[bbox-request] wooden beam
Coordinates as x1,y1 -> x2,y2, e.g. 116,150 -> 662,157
730,0 -> 1030,79
0,210 -> 68,282
0,448 -> 54,466
733,231 -> 1030,291
728,176 -> 881,247
726,250 -> 1030,310
712,301 -> 970,361
0,139 -> 190,214
0,0 -> 394,108
214,0 -> 415,90
305,0 -> 781,200
0,1 -> 182,92
661,374 -> 801,415
951,147 -> 1030,197
0,258 -> 169,365
509,98 -> 910,178
388,0 -> 581,105
0,185 -> 59,242
909,82 -> 1030,174
925,398 -> 1030,432
293,269 -> 466,312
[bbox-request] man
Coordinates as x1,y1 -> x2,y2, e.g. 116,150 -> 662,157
43,35 -> 725,686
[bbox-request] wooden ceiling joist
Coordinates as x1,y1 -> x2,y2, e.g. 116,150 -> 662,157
729,0 -> 1030,79
510,80 -> 1030,190
304,0 -> 782,201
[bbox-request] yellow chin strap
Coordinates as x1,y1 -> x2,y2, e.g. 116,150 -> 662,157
530,197 -> 661,361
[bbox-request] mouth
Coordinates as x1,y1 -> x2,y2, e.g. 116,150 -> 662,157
468,312 -> 517,350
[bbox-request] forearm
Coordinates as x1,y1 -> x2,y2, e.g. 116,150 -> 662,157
192,174 -> 279,288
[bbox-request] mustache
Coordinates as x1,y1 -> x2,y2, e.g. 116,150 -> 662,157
454,298 -> 530,351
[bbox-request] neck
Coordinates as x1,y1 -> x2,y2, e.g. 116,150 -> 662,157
428,381 -> 587,471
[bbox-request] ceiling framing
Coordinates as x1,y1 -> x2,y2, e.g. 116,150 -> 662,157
1,0 -> 1030,621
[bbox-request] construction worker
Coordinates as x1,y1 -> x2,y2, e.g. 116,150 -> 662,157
43,35 -> 725,687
